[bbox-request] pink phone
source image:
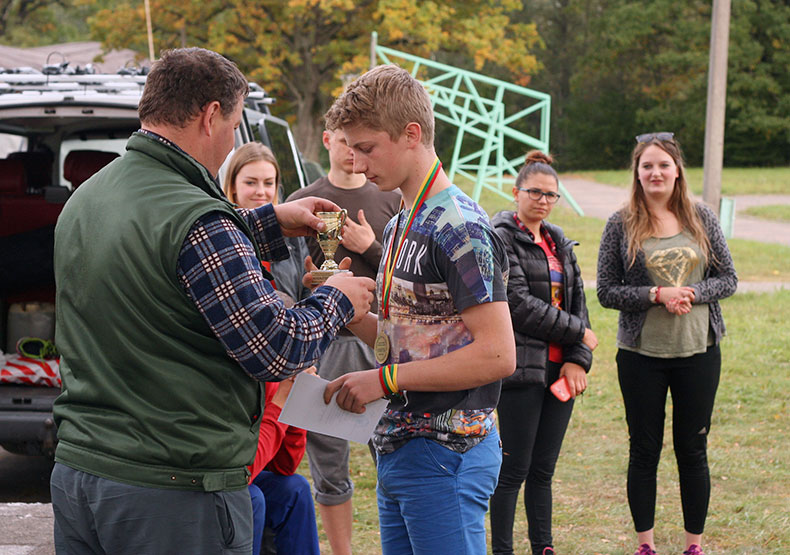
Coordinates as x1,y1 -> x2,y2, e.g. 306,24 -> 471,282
550,376 -> 572,402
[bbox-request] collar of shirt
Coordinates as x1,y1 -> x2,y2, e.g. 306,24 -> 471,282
137,128 -> 187,154
137,128 -> 223,189
512,213 -> 557,255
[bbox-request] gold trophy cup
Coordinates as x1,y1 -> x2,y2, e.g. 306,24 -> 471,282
311,209 -> 348,286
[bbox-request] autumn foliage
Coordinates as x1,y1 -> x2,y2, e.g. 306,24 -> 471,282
84,0 -> 540,161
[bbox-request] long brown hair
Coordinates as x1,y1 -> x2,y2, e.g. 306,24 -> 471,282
222,142 -> 281,205
623,136 -> 710,266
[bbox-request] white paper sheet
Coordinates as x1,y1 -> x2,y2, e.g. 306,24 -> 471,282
278,371 -> 388,444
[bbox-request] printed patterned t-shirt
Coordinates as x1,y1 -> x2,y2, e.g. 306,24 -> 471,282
372,185 -> 509,454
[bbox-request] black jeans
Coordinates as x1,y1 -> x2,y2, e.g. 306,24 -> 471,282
490,362 -> 574,554
617,345 -> 721,535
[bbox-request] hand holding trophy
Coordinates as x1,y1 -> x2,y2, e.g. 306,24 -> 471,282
311,209 -> 349,286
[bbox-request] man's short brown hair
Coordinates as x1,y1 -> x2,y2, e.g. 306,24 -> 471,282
138,48 -> 249,128
324,65 -> 434,146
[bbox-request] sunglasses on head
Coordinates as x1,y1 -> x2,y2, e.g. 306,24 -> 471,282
635,132 -> 675,144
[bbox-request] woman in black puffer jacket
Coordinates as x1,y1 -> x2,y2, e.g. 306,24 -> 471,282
489,151 -> 597,555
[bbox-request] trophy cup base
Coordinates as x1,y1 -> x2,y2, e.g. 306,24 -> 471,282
311,269 -> 350,287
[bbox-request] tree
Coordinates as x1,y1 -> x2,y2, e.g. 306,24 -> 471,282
582,0 -> 712,167
516,0 -> 608,168
723,0 -> 790,165
87,0 -> 541,162
521,0 -> 714,168
0,0 -> 85,47
521,0 -> 790,169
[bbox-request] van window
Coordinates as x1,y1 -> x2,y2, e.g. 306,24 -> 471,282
59,138 -> 127,186
0,133 -> 26,158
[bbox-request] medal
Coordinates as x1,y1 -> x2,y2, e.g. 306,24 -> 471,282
374,332 -> 390,364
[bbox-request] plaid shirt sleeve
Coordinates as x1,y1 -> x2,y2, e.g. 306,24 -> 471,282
177,210 -> 354,381
235,203 -> 289,262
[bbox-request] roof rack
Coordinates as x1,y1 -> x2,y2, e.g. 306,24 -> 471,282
0,72 -> 147,95
0,67 -> 273,106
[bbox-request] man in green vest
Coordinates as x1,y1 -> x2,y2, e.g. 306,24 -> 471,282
50,47 -> 375,554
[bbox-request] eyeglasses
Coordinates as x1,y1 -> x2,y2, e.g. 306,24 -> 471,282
517,187 -> 561,203
635,132 -> 675,144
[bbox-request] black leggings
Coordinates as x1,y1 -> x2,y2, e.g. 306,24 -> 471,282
617,345 -> 721,535
490,362 -> 574,554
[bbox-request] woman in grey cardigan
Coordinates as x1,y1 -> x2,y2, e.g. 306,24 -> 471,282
597,133 -> 737,555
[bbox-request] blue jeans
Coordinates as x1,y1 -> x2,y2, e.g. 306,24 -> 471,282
248,485 -> 266,555
376,429 -> 502,555
248,471 -> 319,555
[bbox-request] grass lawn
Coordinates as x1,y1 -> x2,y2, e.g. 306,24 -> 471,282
572,167 -> 790,197
742,204 -> 790,223
299,290 -> 790,554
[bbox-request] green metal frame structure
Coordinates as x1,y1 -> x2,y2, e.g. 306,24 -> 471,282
372,32 -> 583,215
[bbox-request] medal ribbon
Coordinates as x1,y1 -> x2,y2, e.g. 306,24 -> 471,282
380,158 -> 442,319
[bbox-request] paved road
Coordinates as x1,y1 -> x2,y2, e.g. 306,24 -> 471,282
560,177 -> 790,247
0,448 -> 54,555
0,502 -> 54,555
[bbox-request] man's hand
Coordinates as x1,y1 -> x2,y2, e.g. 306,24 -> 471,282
271,366 -> 317,408
323,369 -> 382,414
302,255 -> 353,290
273,197 -> 341,237
340,209 -> 376,254
559,362 -> 587,398
323,272 -> 376,324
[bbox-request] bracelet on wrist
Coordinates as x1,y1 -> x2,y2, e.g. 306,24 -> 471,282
379,364 -> 402,400
378,366 -> 389,397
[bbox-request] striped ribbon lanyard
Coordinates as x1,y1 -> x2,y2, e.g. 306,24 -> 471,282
380,158 -> 442,319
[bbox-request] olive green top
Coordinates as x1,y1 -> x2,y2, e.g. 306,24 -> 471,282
620,231 -> 712,358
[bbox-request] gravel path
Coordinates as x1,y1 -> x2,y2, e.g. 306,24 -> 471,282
559,177 -> 790,247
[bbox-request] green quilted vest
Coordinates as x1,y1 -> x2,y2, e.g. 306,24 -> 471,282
53,132 -> 264,491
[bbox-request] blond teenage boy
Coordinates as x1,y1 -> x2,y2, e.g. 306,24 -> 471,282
288,127 -> 400,555
321,65 -> 516,554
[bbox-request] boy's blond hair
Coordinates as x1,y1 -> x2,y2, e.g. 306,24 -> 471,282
324,65 -> 434,146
